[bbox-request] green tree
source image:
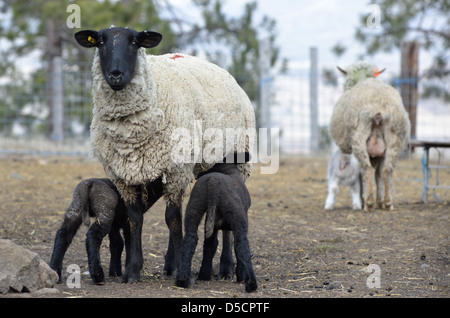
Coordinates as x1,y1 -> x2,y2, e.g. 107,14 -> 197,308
0,0 -> 177,136
355,0 -> 450,101
178,0 -> 282,126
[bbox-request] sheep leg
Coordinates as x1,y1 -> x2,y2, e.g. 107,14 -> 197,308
361,165 -> 375,211
86,221 -> 110,284
374,158 -> 385,209
324,177 -> 339,210
108,225 -> 124,278
218,230 -> 234,280
176,208 -> 204,288
382,157 -> 395,210
164,201 -> 183,276
50,216 -> 83,282
234,230 -> 257,293
122,190 -> 145,284
198,229 -> 219,281
350,177 -> 362,210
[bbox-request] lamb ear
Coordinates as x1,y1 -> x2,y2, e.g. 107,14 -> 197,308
137,31 -> 162,48
74,30 -> 99,48
374,68 -> 386,77
337,66 -> 347,75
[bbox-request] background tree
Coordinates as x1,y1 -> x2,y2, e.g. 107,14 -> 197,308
355,0 -> 450,101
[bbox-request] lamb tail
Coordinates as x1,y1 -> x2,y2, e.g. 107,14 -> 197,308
70,179 -> 93,227
205,179 -> 219,239
205,206 -> 216,239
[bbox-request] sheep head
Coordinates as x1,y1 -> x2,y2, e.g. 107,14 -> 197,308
337,62 -> 386,90
75,27 -> 162,91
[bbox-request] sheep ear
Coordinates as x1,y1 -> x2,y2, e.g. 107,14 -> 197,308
337,66 -> 347,75
75,30 -> 99,48
374,68 -> 386,77
137,31 -> 162,48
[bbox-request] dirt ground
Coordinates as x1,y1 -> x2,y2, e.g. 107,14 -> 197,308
0,153 -> 448,299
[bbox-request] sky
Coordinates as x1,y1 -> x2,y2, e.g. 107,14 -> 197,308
168,0 -> 412,76
4,0 -> 435,79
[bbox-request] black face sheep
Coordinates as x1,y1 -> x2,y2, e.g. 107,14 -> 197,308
176,154 -> 257,293
49,178 -> 162,284
325,149 -> 362,210
74,26 -> 255,283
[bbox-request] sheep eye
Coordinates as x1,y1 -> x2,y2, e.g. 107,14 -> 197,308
131,39 -> 137,45
99,39 -> 104,45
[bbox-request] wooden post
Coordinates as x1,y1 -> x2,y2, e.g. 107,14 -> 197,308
400,41 -> 420,139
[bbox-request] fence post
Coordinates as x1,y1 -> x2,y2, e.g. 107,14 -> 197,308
310,47 -> 319,153
400,41 -> 419,140
259,38 -> 272,130
51,56 -> 64,142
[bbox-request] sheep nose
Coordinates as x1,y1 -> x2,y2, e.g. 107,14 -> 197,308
109,71 -> 124,84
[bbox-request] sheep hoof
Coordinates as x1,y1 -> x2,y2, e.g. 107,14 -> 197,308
245,280 -> 258,293
176,276 -> 194,288
121,271 -> 140,284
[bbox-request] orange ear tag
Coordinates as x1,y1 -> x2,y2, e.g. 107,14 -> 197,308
374,68 -> 381,77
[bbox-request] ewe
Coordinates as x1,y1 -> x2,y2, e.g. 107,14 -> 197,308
75,26 -> 255,282
330,62 -> 410,211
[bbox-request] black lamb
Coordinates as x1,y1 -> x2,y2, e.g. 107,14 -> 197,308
49,177 -> 162,284
176,153 -> 257,292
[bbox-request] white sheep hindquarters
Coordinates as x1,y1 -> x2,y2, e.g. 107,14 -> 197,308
90,49 -> 255,279
325,150 -> 362,210
330,78 -> 410,211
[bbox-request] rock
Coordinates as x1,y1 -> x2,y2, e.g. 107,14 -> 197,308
0,239 -> 58,294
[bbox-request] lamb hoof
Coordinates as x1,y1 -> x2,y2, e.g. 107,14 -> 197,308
176,276 -> 194,288
245,281 -> 258,293
197,271 -> 212,281
91,269 -> 105,285
121,271 -> 140,284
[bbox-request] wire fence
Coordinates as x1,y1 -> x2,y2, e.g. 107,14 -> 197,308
0,54 -> 449,158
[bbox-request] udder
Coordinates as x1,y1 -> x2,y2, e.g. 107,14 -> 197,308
367,126 -> 386,158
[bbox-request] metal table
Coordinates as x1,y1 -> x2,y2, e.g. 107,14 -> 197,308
410,140 -> 450,203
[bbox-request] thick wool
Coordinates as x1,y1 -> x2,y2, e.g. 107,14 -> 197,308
329,62 -> 410,210
90,49 -> 255,204
330,77 -> 410,157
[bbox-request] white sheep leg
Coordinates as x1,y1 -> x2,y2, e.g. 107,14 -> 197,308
382,156 -> 397,211
350,178 -> 362,210
374,158 -> 385,209
325,177 -> 339,210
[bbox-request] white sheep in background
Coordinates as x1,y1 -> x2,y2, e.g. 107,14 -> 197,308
325,149 -> 362,210
75,26 -> 255,283
329,62 -> 410,211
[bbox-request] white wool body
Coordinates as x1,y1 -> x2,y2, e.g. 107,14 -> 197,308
90,50 -> 255,203
330,78 -> 410,157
